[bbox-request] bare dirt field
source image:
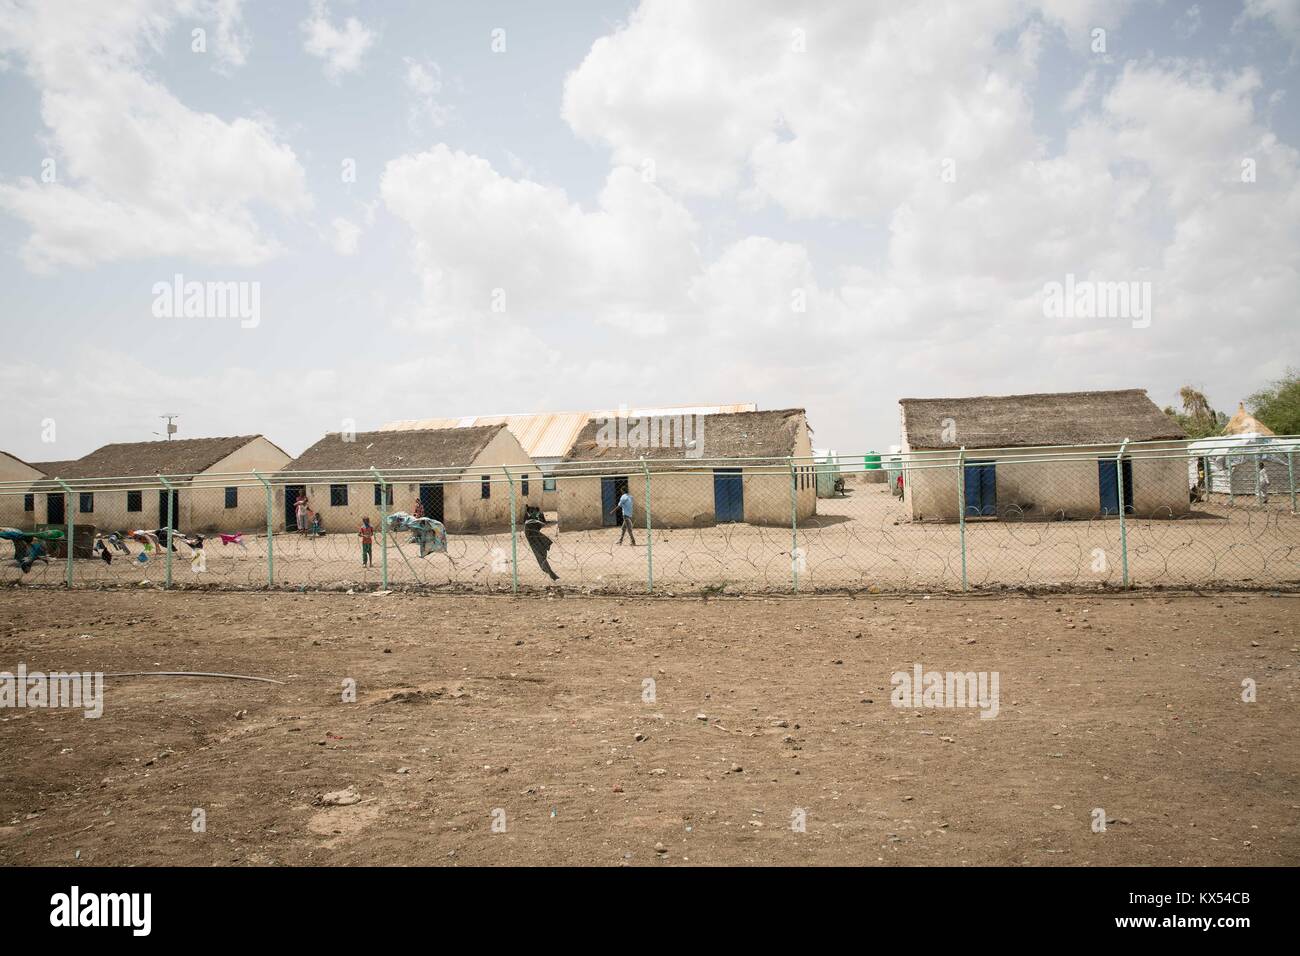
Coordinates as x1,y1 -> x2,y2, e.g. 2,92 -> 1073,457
1,588 -> 1297,867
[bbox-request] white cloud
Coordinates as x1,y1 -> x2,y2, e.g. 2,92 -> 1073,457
380,41 -> 1300,434
556,3 -> 1297,437
562,0 -> 1126,217
187,0 -> 251,70
380,145 -> 700,330
1238,0 -> 1300,46
403,57 -> 451,129
1175,4 -> 1203,39
0,0 -> 311,272
330,217 -> 360,256
301,0 -> 377,80
1063,68 -> 1099,112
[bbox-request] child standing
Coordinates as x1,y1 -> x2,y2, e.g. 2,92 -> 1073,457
359,517 -> 374,567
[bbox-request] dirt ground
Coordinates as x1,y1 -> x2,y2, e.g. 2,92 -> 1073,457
1,588 -> 1297,866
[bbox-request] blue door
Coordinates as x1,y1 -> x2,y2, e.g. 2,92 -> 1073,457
963,462 -> 997,516
600,476 -> 629,527
1098,458 -> 1134,515
713,469 -> 744,522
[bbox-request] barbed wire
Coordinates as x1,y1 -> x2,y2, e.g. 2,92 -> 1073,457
3,449 -> 1298,593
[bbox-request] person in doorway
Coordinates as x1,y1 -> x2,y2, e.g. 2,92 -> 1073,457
1257,460 -> 1270,504
359,517 -> 374,567
294,494 -> 309,535
612,489 -> 636,546
412,500 -> 424,519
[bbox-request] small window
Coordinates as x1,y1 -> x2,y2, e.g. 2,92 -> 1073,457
79,492 -> 94,513
127,490 -> 142,512
543,474 -> 556,492
521,474 -> 529,497
224,486 -> 238,509
373,483 -> 393,507
330,484 -> 349,507
23,494 -> 34,512
481,476 -> 491,499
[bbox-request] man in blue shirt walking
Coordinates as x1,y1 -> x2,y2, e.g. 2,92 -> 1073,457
612,489 -> 636,546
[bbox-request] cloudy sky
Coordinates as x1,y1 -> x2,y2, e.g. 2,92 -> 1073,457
1,0 -> 1298,462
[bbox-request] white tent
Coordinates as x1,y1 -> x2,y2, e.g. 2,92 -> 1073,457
1186,433 -> 1299,496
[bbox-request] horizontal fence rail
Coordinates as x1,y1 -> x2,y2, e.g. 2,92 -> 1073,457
2,440 -> 1298,595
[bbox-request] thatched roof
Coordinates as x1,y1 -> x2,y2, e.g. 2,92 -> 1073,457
900,389 -> 1186,449
1223,402 -> 1274,436
561,408 -> 807,465
29,459 -> 79,476
285,426 -> 506,478
42,436 -> 268,480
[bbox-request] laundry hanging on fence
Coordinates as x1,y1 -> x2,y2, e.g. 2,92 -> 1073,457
523,508 -> 559,581
386,512 -> 448,558
2,528 -> 61,574
1,527 -> 64,542
8,538 -> 49,573
129,530 -> 161,551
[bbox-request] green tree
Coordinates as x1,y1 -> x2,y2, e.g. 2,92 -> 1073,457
1248,368 -> 1300,435
1163,386 -> 1223,439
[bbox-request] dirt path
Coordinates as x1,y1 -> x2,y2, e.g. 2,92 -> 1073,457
1,589 -> 1296,866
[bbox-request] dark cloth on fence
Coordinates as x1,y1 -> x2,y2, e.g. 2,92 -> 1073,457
524,518 -> 559,581
19,539 -> 48,573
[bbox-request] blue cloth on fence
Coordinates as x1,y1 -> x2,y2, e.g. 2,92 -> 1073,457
384,512 -> 448,557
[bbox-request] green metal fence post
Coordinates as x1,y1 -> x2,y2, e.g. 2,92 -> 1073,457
55,478 -> 74,588
788,457 -> 799,592
642,460 -> 655,595
1116,438 -> 1130,588
502,465 -> 518,594
1288,451 -> 1296,515
370,467 -> 389,589
956,447 -> 967,591
158,474 -> 175,589
253,470 -> 274,587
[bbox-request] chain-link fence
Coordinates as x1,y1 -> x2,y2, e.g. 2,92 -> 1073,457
3,441 -> 1298,594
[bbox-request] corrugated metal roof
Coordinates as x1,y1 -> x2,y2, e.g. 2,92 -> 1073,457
380,404 -> 756,460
